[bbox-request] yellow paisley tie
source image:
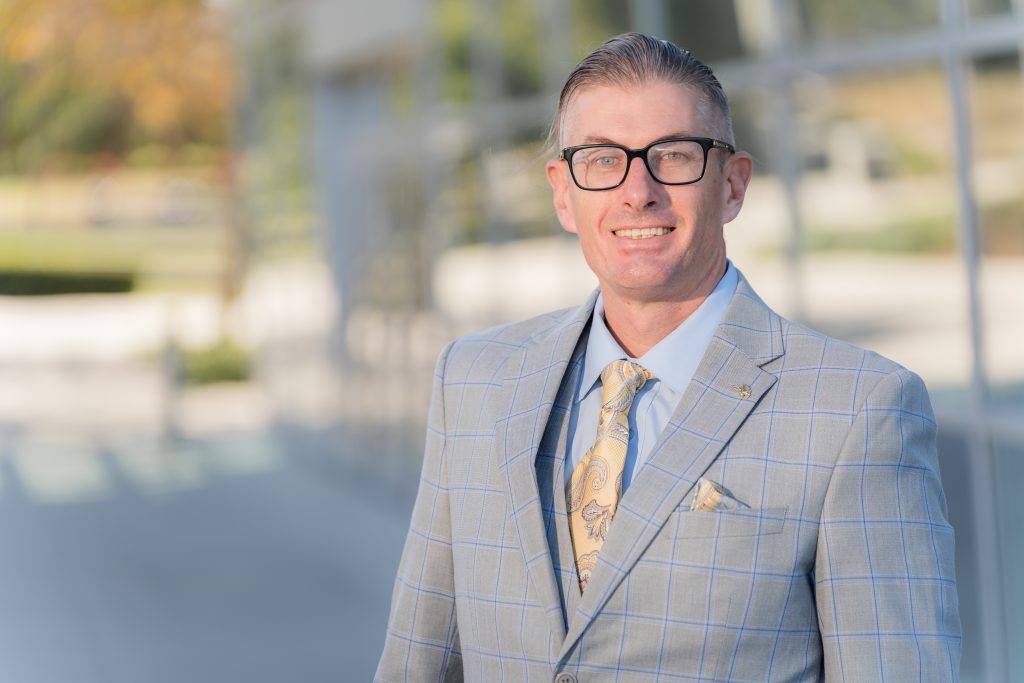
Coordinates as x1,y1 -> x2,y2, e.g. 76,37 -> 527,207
566,359 -> 652,591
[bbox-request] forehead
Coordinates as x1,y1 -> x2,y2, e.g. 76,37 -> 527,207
561,80 -> 710,146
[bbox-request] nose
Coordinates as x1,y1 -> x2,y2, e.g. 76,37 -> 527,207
620,156 -> 662,209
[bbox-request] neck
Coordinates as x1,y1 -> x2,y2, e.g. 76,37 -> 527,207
600,262 -> 727,358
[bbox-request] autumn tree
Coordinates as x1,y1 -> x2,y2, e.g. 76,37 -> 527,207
0,0 -> 235,172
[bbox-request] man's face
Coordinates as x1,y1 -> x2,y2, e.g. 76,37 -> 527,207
546,80 -> 752,304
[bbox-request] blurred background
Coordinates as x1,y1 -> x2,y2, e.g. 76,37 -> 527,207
0,0 -> 1020,680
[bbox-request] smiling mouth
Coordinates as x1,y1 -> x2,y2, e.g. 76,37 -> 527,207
612,227 -> 674,239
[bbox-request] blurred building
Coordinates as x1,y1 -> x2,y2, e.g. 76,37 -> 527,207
234,1 -> 1024,681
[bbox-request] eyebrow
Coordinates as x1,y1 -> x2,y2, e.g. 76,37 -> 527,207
578,131 -> 696,145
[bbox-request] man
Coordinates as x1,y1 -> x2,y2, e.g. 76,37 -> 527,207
376,33 -> 960,682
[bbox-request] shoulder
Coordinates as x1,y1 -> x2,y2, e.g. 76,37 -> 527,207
772,312 -> 931,419
730,271 -> 929,417
778,315 -> 905,375
438,302 -> 588,381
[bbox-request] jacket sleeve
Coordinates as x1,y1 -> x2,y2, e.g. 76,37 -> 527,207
376,342 -> 463,682
815,368 -> 961,680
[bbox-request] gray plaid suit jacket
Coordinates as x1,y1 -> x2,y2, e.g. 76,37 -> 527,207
376,272 -> 960,682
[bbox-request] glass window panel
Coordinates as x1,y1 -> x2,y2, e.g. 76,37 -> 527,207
935,425 -> 984,682
724,88 -> 801,313
995,436 -> 1024,682
571,0 -> 630,57
665,0 -> 748,61
795,0 -> 941,47
971,52 -> 1024,420
968,0 -> 1015,20
729,89 -> 776,168
479,135 -> 557,240
498,0 -> 544,96
789,66 -> 973,402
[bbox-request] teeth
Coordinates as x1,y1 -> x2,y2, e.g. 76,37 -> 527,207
613,227 -> 672,239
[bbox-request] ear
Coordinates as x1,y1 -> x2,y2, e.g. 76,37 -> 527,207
720,151 -> 753,224
546,158 -> 578,235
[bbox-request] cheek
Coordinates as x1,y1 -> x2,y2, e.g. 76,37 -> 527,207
673,190 -> 718,233
566,195 -> 605,230
568,210 -> 604,263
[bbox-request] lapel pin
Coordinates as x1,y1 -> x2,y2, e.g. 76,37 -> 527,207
733,384 -> 752,399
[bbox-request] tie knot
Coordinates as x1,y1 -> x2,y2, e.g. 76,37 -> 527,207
600,359 -> 652,414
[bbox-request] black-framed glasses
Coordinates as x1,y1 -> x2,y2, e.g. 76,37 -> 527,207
558,136 -> 735,191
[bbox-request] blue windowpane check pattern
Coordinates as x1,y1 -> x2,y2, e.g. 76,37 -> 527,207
375,270 -> 961,682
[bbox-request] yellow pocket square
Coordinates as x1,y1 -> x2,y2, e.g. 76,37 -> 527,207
690,477 -> 750,512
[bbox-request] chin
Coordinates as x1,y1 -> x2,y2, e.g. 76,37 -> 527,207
607,277 -> 683,301
617,266 -> 679,289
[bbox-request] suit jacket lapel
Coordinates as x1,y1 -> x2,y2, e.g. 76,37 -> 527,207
559,274 -> 785,660
495,290 -> 598,658
535,341 -> 586,629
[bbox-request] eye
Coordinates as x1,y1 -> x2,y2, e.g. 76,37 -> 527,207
651,142 -> 701,165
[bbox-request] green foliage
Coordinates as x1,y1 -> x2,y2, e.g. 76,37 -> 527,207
182,339 -> 251,385
806,214 -> 956,253
0,210 -> 225,293
0,229 -> 141,273
0,270 -> 134,295
434,0 -> 549,102
804,199 -> 1024,256
887,136 -> 947,176
498,0 -> 543,96
437,0 -> 473,103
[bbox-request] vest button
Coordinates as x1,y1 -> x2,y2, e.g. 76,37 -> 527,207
554,673 -> 577,683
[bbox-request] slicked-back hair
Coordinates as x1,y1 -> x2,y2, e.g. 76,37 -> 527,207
547,32 -> 734,153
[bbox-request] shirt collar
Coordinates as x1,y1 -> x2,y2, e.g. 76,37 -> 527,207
576,261 -> 739,403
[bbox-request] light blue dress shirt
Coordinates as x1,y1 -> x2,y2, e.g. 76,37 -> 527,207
564,262 -> 739,491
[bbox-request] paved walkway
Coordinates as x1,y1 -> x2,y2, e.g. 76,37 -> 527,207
0,418 -> 410,682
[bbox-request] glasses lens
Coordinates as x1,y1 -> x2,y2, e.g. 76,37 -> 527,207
570,146 -> 628,189
646,140 -> 706,184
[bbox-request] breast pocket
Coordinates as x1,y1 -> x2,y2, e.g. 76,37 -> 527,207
675,506 -> 788,539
